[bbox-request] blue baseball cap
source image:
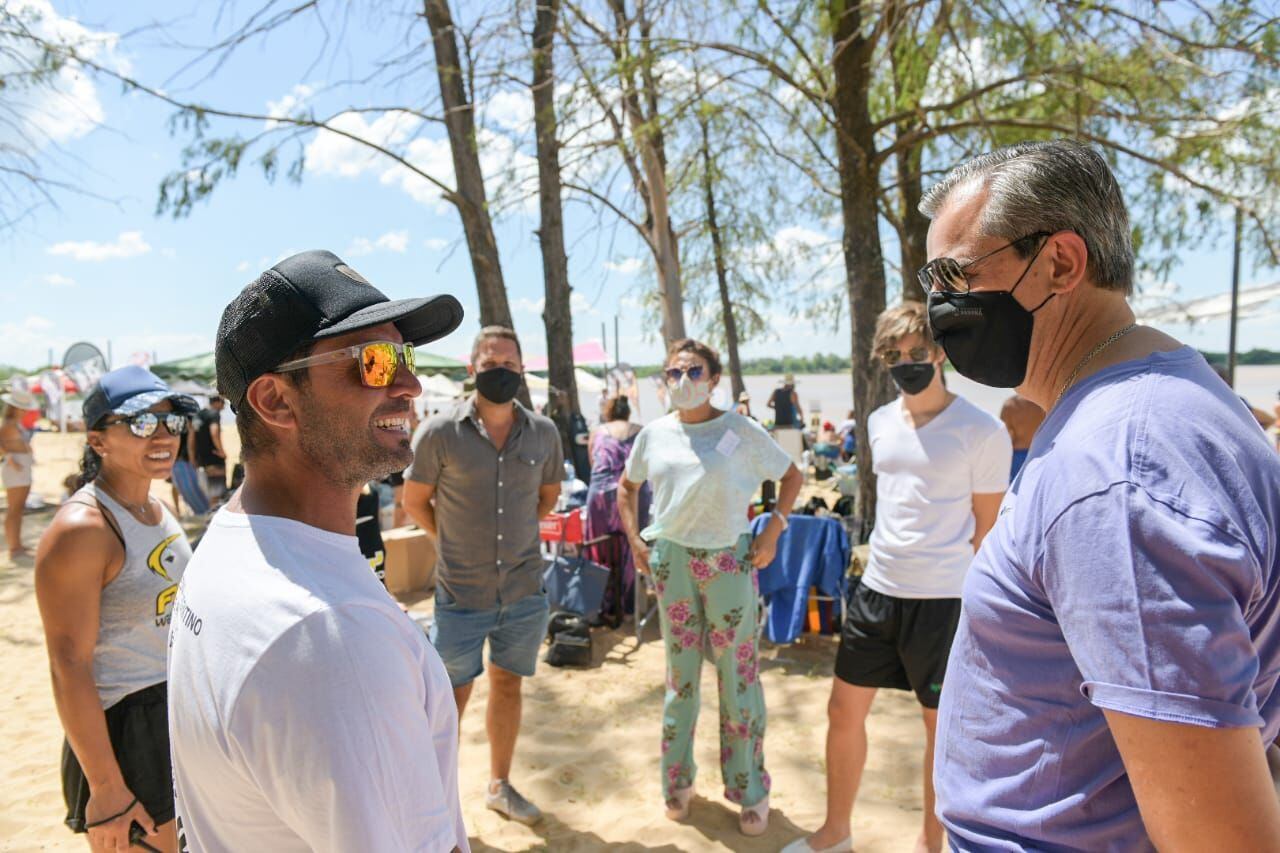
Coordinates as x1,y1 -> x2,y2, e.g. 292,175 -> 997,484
82,366 -> 199,430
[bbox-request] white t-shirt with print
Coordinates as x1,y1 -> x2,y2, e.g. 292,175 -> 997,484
624,409 -> 792,549
861,395 -> 1011,599
167,509 -> 468,853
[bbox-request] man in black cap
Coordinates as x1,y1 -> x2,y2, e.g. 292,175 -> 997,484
167,250 -> 470,852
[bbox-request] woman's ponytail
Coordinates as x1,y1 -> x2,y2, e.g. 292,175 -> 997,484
74,444 -> 102,490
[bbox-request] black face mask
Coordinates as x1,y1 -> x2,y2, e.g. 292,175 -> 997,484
475,367 -> 522,404
889,362 -> 935,396
925,242 -> 1053,388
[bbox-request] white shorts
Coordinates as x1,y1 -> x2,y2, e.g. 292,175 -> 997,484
2,453 -> 33,489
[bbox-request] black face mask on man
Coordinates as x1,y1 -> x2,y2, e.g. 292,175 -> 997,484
475,367 -> 522,404
926,239 -> 1053,388
889,362 -> 935,396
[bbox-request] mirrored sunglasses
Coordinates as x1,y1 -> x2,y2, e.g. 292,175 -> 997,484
276,341 -> 416,388
664,365 -> 705,383
879,346 -> 932,366
105,411 -> 190,439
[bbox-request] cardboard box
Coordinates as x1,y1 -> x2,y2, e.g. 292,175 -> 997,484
382,526 -> 436,594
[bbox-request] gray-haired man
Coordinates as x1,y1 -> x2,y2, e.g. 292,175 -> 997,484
920,140 -> 1280,848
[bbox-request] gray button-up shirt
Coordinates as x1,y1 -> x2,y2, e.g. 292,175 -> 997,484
406,397 -> 564,609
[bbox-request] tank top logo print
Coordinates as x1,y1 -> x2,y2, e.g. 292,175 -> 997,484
148,532 -> 183,625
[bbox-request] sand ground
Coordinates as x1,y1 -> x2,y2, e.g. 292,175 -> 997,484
2,432 -> 932,852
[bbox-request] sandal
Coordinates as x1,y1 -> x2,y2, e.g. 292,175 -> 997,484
664,784 -> 694,821
739,795 -> 769,836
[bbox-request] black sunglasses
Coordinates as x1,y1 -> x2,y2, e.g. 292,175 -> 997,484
104,411 -> 189,439
917,231 -> 1051,296
664,365 -> 705,383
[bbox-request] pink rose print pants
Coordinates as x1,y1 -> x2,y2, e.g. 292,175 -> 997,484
650,535 -> 769,808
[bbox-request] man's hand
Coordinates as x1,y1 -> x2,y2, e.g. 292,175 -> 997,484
84,782 -> 157,853
632,538 -> 651,575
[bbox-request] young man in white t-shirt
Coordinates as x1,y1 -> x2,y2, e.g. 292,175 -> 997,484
785,303 -> 1011,853
166,250 -> 468,852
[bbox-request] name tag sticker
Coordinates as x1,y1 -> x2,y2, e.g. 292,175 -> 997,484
715,430 -> 741,457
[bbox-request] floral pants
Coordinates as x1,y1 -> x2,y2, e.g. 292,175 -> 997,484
651,535 -> 770,808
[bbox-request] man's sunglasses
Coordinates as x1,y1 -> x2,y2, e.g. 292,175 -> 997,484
879,346 -> 932,366
104,412 -> 190,439
916,231 -> 1051,296
664,365 -> 705,383
276,341 -> 416,388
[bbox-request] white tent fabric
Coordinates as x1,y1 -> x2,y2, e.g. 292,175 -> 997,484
1136,281 -> 1280,325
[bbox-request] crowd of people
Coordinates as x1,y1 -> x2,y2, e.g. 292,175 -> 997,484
21,138 -> 1280,852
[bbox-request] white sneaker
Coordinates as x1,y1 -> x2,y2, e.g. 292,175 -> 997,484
485,780 -> 543,825
780,835 -> 853,853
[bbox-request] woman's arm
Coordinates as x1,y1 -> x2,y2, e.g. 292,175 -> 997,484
35,505 -> 158,848
618,477 -> 650,573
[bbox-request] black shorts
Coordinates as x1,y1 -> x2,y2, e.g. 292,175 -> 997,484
833,584 -> 961,709
62,682 -> 175,834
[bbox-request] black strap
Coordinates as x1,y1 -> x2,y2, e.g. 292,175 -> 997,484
84,795 -> 138,829
67,497 -> 127,549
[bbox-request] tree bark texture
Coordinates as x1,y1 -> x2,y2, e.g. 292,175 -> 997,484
698,108 -> 745,399
830,0 -> 895,537
532,0 -> 581,447
423,0 -> 514,330
895,137 -> 929,304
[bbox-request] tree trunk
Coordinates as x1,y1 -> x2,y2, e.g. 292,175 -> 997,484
830,0 -> 894,538
532,0 -> 581,452
698,108 -> 744,399
895,135 -> 929,303
423,0 -> 513,329
607,0 -> 686,343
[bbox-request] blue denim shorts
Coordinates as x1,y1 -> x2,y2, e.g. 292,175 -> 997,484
430,590 -> 550,687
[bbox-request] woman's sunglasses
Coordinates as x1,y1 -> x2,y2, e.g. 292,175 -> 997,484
276,341 -> 416,388
879,346 -> 932,366
664,365 -> 705,383
104,412 -> 190,439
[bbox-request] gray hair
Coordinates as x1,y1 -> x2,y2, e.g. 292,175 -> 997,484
919,140 -> 1134,295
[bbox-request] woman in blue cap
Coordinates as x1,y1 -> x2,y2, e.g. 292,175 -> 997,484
34,366 -> 197,853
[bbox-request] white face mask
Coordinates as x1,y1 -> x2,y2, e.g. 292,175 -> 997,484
668,374 -> 712,410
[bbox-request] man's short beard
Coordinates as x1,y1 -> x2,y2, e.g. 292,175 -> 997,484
295,391 -> 414,489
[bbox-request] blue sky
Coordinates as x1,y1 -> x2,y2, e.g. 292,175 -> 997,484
1,0 -> 1275,373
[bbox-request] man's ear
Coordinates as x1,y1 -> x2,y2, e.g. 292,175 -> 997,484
1046,231 -> 1090,296
244,375 -> 299,433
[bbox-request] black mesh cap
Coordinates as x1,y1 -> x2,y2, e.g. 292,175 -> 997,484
215,249 -> 464,409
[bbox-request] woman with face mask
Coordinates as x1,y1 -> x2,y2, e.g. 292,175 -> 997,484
618,339 -> 803,836
34,366 -> 198,853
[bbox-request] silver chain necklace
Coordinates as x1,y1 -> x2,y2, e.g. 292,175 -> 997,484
1053,323 -> 1138,408
96,476 -> 155,518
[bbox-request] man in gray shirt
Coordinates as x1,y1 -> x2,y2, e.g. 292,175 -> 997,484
403,325 -> 562,825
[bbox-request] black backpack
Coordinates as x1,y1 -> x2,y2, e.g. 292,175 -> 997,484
544,611 -> 592,667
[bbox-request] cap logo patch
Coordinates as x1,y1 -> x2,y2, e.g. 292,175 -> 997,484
335,263 -> 371,285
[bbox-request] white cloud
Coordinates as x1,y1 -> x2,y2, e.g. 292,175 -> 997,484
42,273 -> 75,288
0,315 -> 62,365
265,83 -> 315,129
235,260 -> 251,273
346,230 -> 410,257
605,257 -> 645,275
423,237 -> 449,251
513,292 -> 597,316
46,231 -> 151,261
480,90 -> 533,133
513,296 -> 545,314
0,0 -> 129,149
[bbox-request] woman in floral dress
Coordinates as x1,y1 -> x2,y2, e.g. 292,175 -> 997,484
619,338 -> 803,836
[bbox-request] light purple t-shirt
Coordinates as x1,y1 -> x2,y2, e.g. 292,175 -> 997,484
935,347 -> 1280,850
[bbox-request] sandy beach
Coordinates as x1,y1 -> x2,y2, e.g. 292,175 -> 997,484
0,430 -> 931,852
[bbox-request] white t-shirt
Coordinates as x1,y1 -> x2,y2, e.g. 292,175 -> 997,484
861,396 -> 1011,599
624,410 -> 792,549
167,509 -> 468,853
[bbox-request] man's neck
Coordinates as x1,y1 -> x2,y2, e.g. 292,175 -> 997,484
474,394 -> 516,426
901,375 -> 951,419
1019,289 -> 1152,410
234,457 -> 359,536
